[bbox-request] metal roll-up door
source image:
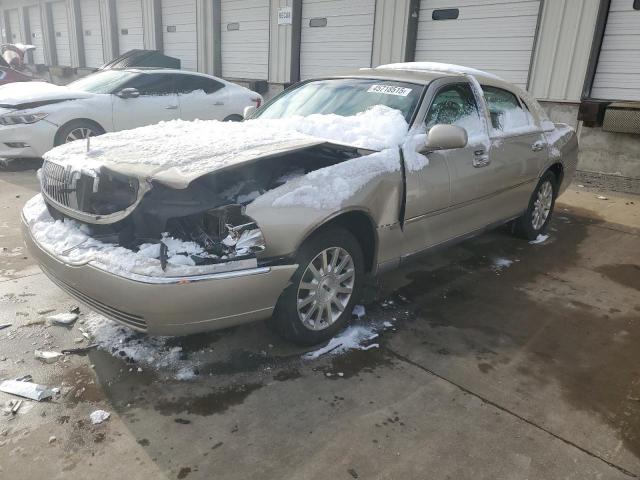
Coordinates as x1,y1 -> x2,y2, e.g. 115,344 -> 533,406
27,6 -> 45,64
592,0 -> 640,101
6,9 -> 21,43
300,0 -> 376,80
220,0 -> 269,80
415,0 -> 541,90
161,0 -> 197,70
116,0 -> 144,53
80,0 -> 104,67
51,1 -> 71,66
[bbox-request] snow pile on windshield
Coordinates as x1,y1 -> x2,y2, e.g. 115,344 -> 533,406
377,62 -> 502,81
84,313 -> 198,380
0,81 -> 91,105
23,194 -> 229,277
44,105 -> 409,178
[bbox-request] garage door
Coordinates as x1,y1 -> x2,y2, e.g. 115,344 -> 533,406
161,0 -> 197,70
300,0 -> 375,80
415,0 -> 541,90
116,0 -> 144,54
80,0 -> 104,67
6,8 -> 21,43
591,0 -> 640,101
27,6 -> 45,64
51,1 -> 71,66
220,0 -> 269,80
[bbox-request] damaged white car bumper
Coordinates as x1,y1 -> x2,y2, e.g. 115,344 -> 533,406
22,215 -> 297,335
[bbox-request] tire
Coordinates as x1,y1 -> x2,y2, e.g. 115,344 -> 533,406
223,114 -> 244,122
269,226 -> 365,345
514,171 -> 558,241
54,120 -> 105,147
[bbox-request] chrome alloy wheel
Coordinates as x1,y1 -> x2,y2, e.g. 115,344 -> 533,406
532,180 -> 553,230
65,127 -> 96,143
296,247 -> 355,331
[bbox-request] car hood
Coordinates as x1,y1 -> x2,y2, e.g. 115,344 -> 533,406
43,112 -> 407,189
0,81 -> 92,109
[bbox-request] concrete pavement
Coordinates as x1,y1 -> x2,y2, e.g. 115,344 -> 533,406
1,161 -> 638,480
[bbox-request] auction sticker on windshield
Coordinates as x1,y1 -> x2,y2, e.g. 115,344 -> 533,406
367,85 -> 412,96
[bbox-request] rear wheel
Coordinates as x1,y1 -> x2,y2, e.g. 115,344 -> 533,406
514,171 -> 558,240
54,120 -> 105,146
270,227 -> 364,345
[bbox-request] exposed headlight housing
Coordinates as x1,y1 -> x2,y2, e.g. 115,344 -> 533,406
0,112 -> 48,125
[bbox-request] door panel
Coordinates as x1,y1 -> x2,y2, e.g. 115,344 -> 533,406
51,1 -> 71,66
80,0 -> 104,68
176,75 -> 228,121
116,0 -> 144,53
111,74 -> 179,130
27,7 -> 45,64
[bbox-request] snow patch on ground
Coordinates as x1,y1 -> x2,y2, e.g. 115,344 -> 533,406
529,234 -> 549,245
492,257 -> 514,271
84,313 -> 198,379
302,315 -> 394,360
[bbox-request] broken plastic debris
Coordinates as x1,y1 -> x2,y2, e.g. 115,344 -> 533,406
0,379 -> 53,401
34,350 -> 64,364
61,344 -> 98,355
529,234 -> 549,245
0,323 -> 12,331
596,195 -> 608,200
48,436 -> 56,444
352,304 -> 366,319
89,410 -> 110,424
36,308 -> 56,315
47,313 -> 78,326
10,399 -> 22,414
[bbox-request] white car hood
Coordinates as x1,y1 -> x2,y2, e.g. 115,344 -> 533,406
0,81 -> 92,107
43,106 -> 410,189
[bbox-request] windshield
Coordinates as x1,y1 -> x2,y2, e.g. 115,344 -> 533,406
255,78 -> 424,123
67,70 -> 139,94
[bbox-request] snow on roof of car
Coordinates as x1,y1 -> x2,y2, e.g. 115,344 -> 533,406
375,62 -> 503,81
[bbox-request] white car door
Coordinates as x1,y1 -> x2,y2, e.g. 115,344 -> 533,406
111,73 -> 180,131
175,74 -> 231,121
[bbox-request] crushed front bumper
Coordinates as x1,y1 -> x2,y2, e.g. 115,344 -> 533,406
22,216 -> 297,335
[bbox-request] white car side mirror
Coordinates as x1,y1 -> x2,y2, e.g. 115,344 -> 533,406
243,105 -> 256,119
419,124 -> 468,153
116,88 -> 140,99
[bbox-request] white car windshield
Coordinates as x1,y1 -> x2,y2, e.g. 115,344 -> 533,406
67,70 -> 139,94
256,78 -> 424,123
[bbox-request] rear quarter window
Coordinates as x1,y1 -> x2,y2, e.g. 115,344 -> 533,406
482,86 -> 532,133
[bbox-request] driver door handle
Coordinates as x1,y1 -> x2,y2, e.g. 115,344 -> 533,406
165,105 -> 178,110
473,149 -> 491,168
214,101 -> 225,106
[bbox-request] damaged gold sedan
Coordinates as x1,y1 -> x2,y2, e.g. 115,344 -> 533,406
22,63 -> 578,344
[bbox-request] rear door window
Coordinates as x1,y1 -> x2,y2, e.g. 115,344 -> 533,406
175,75 -> 224,94
482,86 -> 531,132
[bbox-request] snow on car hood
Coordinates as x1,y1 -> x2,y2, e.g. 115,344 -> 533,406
0,81 -> 92,107
43,105 -> 410,189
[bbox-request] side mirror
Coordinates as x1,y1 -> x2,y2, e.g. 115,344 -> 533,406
419,124 -> 468,153
243,105 -> 256,119
116,87 -> 140,99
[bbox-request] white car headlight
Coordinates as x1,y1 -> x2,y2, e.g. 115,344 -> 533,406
0,112 -> 48,125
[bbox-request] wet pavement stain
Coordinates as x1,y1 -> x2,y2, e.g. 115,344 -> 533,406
154,383 -> 263,416
595,264 -> 640,291
382,213 -> 640,460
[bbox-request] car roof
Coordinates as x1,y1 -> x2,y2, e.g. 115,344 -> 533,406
335,62 -> 521,93
116,67 -> 222,79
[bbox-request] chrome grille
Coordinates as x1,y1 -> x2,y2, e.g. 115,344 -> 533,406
41,161 -> 73,207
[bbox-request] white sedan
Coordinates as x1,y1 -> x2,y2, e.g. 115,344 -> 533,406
0,68 -> 262,159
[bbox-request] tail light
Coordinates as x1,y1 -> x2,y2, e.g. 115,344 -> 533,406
253,97 -> 262,109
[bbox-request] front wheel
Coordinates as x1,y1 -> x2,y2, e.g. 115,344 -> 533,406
514,171 -> 558,240
270,227 -> 364,345
54,120 -> 105,147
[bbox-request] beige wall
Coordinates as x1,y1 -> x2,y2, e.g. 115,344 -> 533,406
528,0 -> 600,102
371,0 -> 410,67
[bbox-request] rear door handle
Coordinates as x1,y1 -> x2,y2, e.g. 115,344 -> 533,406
165,105 -> 178,110
473,149 -> 491,168
532,141 -> 546,152
214,101 -> 224,106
